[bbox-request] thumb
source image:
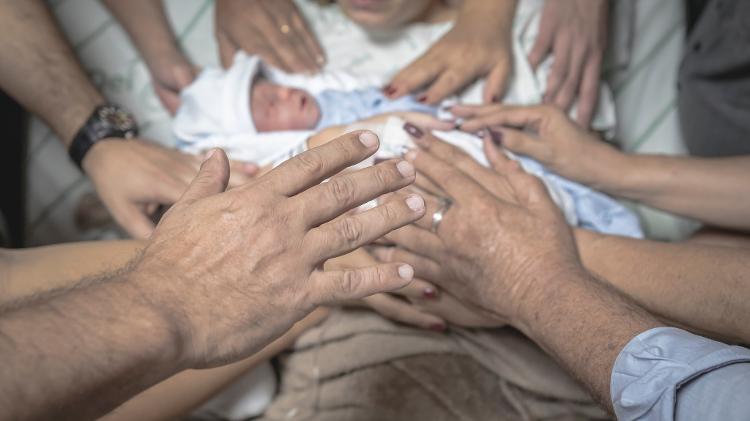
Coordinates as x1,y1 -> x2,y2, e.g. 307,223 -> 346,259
178,148 -> 230,206
309,264 -> 414,304
172,64 -> 196,90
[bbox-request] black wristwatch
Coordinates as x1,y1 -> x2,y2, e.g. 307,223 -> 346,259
68,104 -> 139,170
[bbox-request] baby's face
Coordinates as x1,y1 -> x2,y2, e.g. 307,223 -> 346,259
251,79 -> 321,132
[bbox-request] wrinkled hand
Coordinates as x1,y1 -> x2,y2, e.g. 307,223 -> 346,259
384,0 -> 515,104
370,245 -> 506,328
453,104 -> 622,187
390,126 -> 586,324
82,139 -> 258,239
529,0 -> 608,127
131,131 -> 426,368
215,0 -> 325,72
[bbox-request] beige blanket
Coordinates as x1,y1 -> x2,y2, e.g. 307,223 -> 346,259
260,309 -> 610,421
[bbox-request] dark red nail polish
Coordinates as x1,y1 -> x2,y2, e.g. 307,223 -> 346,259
403,122 -> 424,139
429,323 -> 446,332
417,94 -> 428,103
383,84 -> 396,96
492,95 -> 501,103
489,129 -> 503,146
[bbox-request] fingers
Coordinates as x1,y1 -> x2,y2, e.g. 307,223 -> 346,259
575,55 -> 603,127
217,31 -> 238,69
384,223 -> 443,261
371,246 -> 443,286
295,159 -> 416,228
482,135 -> 522,175
264,131 -> 379,196
457,105 -> 548,133
394,278 -> 440,300
115,203 -> 156,239
362,293 -> 446,331
385,51 -> 444,99
553,46 -> 587,110
178,149 -> 230,206
406,126 -> 493,181
527,19 -> 554,71
227,160 -> 259,188
544,35 -> 572,103
309,263 -> 414,303
305,193 -> 426,262
482,60 -> 511,104
420,67 -> 476,105
493,127 -> 549,160
288,8 -> 325,69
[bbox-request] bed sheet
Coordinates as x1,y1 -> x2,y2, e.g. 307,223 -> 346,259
25,0 -> 694,245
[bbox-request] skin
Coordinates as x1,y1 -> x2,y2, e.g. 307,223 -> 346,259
385,0 -> 517,104
390,130 -> 661,411
215,0 -> 326,73
0,241 -> 327,420
0,132 -> 426,420
455,103 -> 750,231
102,0 -> 196,115
337,0 -> 451,30
250,78 -> 321,132
528,0 -> 608,127
0,0 -> 256,239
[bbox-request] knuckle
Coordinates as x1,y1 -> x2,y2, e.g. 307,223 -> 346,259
294,150 -> 325,175
379,202 -> 402,223
341,270 -> 365,296
327,176 -> 356,205
338,217 -> 364,245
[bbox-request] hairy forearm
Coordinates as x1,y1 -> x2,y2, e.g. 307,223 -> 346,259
576,229 -> 750,344
102,0 -> 184,70
515,269 -> 661,412
0,0 -> 103,146
597,152 -> 750,231
0,269 -> 183,420
0,240 -> 144,307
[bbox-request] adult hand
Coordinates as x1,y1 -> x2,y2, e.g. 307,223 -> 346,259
147,54 -> 198,115
453,104 -> 623,187
82,139 -> 258,239
528,0 -> 608,127
130,131 -> 425,367
370,245 -> 506,328
390,125 -> 586,324
384,0 -> 516,105
215,0 -> 325,73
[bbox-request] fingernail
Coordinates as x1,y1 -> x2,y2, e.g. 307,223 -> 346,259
398,264 -> 414,281
396,160 -> 415,178
423,287 -> 438,299
417,94 -> 428,103
398,145 -> 411,157
405,194 -> 425,212
492,95 -> 501,103
404,149 -> 418,162
489,129 -> 503,146
403,122 -> 424,139
475,129 -> 486,138
429,323 -> 446,332
383,84 -> 395,95
359,131 -> 379,148
316,55 -> 325,65
204,148 -> 217,162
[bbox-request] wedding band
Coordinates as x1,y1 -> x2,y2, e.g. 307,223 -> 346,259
280,24 -> 291,34
431,198 -> 453,233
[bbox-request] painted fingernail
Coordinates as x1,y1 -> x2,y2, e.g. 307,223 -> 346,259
489,129 -> 503,146
396,160 -> 415,178
417,94 -> 428,103
429,323 -> 446,332
383,84 -> 395,95
359,131 -> 379,148
403,122 -> 424,139
398,264 -> 414,281
405,194 -> 425,212
423,287 -> 437,299
492,95 -> 501,103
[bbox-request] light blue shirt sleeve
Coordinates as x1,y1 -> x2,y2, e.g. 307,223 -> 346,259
611,327 -> 750,420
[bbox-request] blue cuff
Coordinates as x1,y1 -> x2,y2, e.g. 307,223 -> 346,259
611,327 -> 750,420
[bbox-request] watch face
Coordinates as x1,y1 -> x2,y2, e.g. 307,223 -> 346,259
98,106 -> 138,134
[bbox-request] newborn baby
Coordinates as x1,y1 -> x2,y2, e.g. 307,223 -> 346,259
174,52 -> 436,145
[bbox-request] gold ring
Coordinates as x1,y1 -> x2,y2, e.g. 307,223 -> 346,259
280,24 -> 291,34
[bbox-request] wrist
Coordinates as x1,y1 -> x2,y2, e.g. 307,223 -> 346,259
579,141 -> 631,193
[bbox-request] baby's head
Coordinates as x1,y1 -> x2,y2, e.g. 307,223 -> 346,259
250,77 -> 321,132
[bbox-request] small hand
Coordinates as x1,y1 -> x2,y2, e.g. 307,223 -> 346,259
82,139 -> 258,239
130,131 -> 425,367
528,0 -> 608,127
384,1 -> 515,104
215,0 -> 325,72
